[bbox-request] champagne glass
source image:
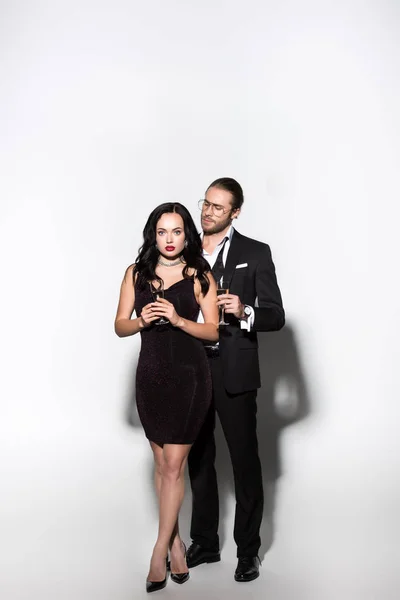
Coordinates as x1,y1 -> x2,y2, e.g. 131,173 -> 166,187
217,277 -> 229,326
149,281 -> 169,325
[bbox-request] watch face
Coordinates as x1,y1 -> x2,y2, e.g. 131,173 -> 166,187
244,306 -> 251,316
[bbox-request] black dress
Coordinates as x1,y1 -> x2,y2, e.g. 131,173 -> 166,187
134,277 -> 212,446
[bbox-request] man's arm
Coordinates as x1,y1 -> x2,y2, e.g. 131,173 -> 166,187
252,244 -> 285,332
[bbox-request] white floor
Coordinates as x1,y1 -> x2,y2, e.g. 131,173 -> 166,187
2,429 -> 399,600
2,552 -> 398,600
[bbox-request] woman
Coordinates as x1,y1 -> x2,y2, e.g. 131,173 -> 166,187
114,203 -> 218,593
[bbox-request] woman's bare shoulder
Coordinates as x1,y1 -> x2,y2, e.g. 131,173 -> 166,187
123,264 -> 136,283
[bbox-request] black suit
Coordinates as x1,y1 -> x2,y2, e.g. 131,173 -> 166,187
188,229 -> 285,557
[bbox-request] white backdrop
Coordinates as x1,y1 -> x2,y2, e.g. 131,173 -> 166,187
1,1 -> 399,599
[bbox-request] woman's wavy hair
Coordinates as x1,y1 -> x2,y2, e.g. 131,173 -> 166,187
133,203 -> 211,295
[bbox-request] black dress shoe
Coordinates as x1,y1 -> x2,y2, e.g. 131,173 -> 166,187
234,556 -> 260,582
170,542 -> 190,585
186,542 -> 221,568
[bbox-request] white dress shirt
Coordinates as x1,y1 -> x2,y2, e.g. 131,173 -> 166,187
199,226 -> 254,331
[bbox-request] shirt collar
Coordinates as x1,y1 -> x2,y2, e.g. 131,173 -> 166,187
202,225 -> 235,247
222,224 -> 234,245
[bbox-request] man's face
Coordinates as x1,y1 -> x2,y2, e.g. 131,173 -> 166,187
201,187 -> 240,235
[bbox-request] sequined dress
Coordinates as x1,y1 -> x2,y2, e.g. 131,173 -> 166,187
134,277 -> 212,445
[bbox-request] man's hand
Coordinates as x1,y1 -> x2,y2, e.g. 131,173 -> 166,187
217,293 -> 245,319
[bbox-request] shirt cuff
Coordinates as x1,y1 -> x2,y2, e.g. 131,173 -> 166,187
239,305 -> 255,332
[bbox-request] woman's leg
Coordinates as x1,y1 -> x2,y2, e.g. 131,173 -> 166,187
150,441 -> 164,501
148,442 -> 191,580
149,442 -> 181,552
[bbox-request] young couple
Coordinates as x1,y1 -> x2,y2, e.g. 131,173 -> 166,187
114,177 -> 285,592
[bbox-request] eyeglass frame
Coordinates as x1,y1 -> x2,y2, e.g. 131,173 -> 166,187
198,198 -> 237,216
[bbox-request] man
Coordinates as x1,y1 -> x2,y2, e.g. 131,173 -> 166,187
187,177 -> 285,582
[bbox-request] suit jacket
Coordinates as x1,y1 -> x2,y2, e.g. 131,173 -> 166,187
218,229 -> 285,394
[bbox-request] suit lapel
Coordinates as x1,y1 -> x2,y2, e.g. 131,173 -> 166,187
224,230 -> 244,288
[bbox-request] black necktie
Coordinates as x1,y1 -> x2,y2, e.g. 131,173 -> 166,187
212,237 -> 228,285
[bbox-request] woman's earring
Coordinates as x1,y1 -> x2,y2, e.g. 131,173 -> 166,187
184,240 -> 188,248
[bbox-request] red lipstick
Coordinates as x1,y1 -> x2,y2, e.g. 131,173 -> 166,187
165,246 -> 175,251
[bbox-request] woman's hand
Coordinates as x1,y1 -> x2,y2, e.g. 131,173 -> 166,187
140,302 -> 161,328
151,297 -> 182,327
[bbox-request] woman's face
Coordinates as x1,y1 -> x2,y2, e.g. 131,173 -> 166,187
155,212 -> 186,260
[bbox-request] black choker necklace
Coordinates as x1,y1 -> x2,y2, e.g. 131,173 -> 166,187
158,256 -> 183,267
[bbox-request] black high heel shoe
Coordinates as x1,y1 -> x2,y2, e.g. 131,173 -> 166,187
170,542 -> 190,585
146,577 -> 167,594
146,559 -> 168,593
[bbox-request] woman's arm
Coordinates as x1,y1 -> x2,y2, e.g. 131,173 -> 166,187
114,266 -> 159,337
153,273 -> 219,341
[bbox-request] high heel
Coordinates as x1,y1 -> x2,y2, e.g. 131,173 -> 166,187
170,572 -> 189,584
146,558 -> 168,593
170,542 -> 190,585
146,577 -> 167,593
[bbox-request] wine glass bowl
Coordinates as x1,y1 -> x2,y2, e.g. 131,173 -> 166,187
149,281 -> 169,325
217,278 -> 229,326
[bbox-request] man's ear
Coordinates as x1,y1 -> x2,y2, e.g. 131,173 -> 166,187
232,208 -> 241,219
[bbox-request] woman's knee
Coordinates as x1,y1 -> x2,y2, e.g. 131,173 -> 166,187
160,444 -> 191,480
162,456 -> 186,481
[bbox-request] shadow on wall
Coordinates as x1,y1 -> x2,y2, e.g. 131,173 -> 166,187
258,323 -> 311,558
124,356 -> 163,520
124,322 -> 311,560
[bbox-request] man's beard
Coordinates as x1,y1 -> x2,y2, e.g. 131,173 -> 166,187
202,215 -> 233,235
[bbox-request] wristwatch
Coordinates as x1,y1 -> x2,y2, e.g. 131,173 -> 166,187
241,305 -> 252,320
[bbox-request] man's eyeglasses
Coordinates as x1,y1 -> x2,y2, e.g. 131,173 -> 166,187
198,199 -> 232,217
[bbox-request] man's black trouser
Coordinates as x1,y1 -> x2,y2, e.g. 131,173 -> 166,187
188,355 -> 264,557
